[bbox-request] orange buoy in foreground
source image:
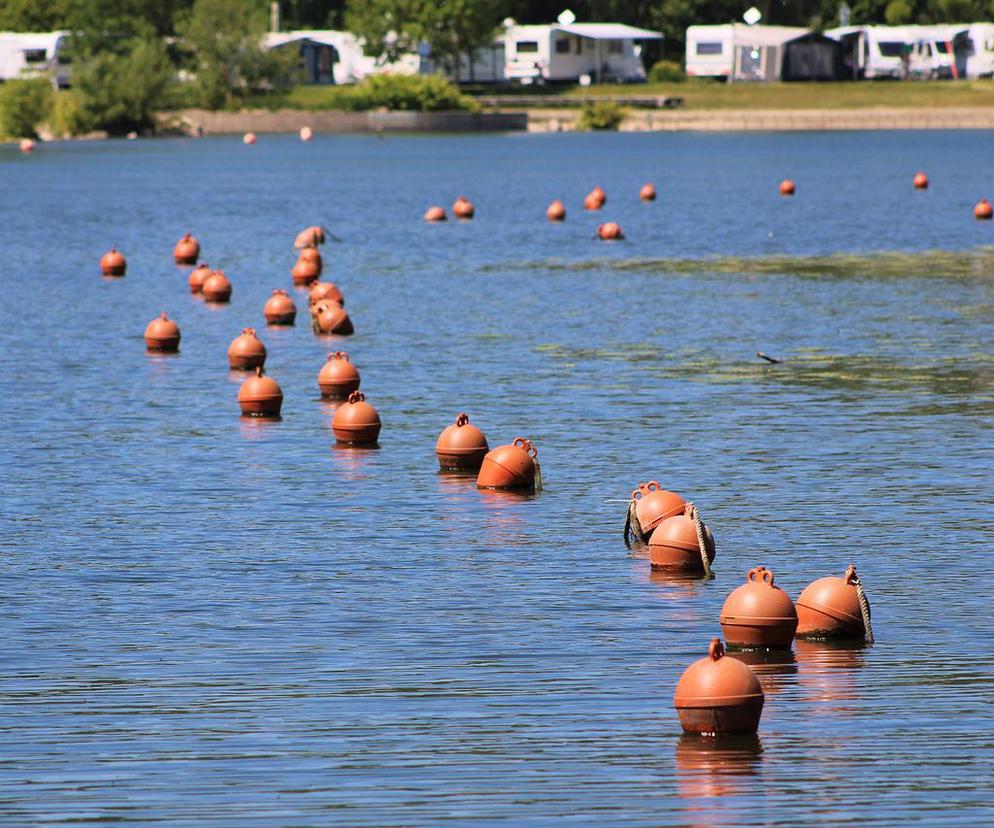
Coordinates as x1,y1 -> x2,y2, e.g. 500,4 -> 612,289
188,263 -> 211,293
202,270 -> 232,303
477,437 -> 540,490
584,187 -> 605,210
673,639 -> 765,735
640,182 -> 657,201
547,200 -> 566,221
243,132 -> 257,145
975,199 -> 993,220
173,233 -> 200,265
424,206 -> 447,222
312,300 -> 353,335
649,507 -> 716,574
317,351 -> 360,399
436,413 -> 489,471
144,311 -> 180,352
264,289 -> 297,325
238,366 -> 283,417
292,257 -> 320,286
227,328 -> 267,370
309,281 -> 343,307
779,179 -> 796,196
913,171 -> 929,190
100,248 -> 127,276
630,482 -> 686,541
453,196 -> 475,219
796,564 -> 871,641
720,566 -> 798,649
597,222 -> 624,240
332,390 -> 381,444
294,225 -> 326,248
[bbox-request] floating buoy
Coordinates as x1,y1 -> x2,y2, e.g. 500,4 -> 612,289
238,366 -> 282,417
243,132 -> 257,145
143,311 -> 180,352
453,196 -> 475,219
477,437 -> 540,490
19,138 -> 35,153
913,171 -> 928,190
100,248 -> 126,277
300,126 -> 313,142
673,638 -> 765,735
264,289 -> 296,325
584,187 -> 605,210
975,199 -> 993,220
173,233 -> 200,265
424,206 -> 447,222
597,222 -> 624,240
640,182 -> 657,201
188,263 -> 211,293
779,179 -> 795,196
294,225 -> 325,248
299,246 -> 322,274
317,351 -> 360,399
227,327 -> 267,370
309,281 -> 344,307
312,300 -> 353,335
292,257 -> 320,286
202,270 -> 232,303
796,564 -> 872,641
627,482 -> 686,544
720,566 -> 798,650
436,413 -> 489,471
332,390 -> 381,445
649,507 -> 716,574
546,200 -> 566,221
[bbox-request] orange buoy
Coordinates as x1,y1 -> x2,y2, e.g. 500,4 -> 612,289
173,233 -> 200,265
264,289 -> 297,325
300,126 -> 313,142
975,199 -> 993,220
309,281 -> 344,307
292,257 -> 320,286
720,566 -> 798,649
453,196 -> 475,219
673,638 -> 765,735
597,222 -> 624,240
227,328 -> 267,370
144,311 -> 180,352
546,200 -> 566,221
332,390 -> 381,444
640,182 -> 657,201
294,225 -> 326,248
583,188 -> 605,210
312,300 -> 354,335
202,270 -> 232,303
436,413 -> 489,471
243,132 -> 257,145
19,138 -> 35,153
188,263 -> 211,293
237,366 -> 282,417
796,564 -> 870,641
100,248 -> 126,276
477,437 -> 539,490
424,206 -> 447,222
631,482 -> 686,539
299,246 -> 322,274
913,171 -> 929,190
648,508 -> 715,574
317,351 -> 360,399
779,179 -> 796,196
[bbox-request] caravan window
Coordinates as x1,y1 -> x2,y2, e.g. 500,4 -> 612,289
935,41 -> 949,54
607,40 -> 623,54
696,42 -> 723,55
878,41 -> 904,57
24,49 -> 47,63
555,37 -> 570,54
516,41 -> 538,54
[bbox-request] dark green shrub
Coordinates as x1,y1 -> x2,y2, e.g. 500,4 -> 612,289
0,78 -> 53,139
578,100 -> 627,131
648,60 -> 686,83
338,74 -> 479,112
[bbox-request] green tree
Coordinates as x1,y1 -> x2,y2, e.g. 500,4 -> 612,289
0,0 -> 70,31
0,78 -> 53,138
884,0 -> 914,22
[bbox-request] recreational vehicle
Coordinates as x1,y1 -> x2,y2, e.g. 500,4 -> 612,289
685,25 -> 805,81
0,31 -> 71,88
952,23 -> 994,77
262,30 -> 374,84
825,26 -> 918,79
908,26 -> 960,78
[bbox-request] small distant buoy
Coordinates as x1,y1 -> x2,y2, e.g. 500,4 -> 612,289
126,131 -> 138,140
173,233 -> 200,265
975,199 -> 993,220
188,263 -> 211,293
649,509 -> 716,573
913,171 -> 929,190
597,222 -> 624,240
312,300 -> 353,335
317,351 -> 360,400
796,564 -> 870,640
332,390 -> 381,445
238,366 -> 282,417
477,437 -> 539,490
300,126 -> 313,142
640,182 -> 657,201
424,206 -> 447,222
673,638 -> 765,735
299,246 -> 322,274
19,138 -> 35,153
452,196 -> 475,219
294,226 -> 325,248
436,413 -> 489,472
144,311 -> 180,352
243,132 -> 257,145
779,179 -> 795,196
631,482 -> 686,539
202,270 -> 232,303
547,200 -> 566,222
264,289 -> 297,325
720,566 -> 798,649
100,248 -> 127,277
309,281 -> 344,307
292,257 -> 320,286
227,327 -> 267,370
584,187 -> 605,210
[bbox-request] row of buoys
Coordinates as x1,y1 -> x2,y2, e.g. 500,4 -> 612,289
240,128 -> 314,144
424,197 -> 475,222
627,482 -> 714,575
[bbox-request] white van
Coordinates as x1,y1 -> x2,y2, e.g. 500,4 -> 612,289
826,25 -> 917,79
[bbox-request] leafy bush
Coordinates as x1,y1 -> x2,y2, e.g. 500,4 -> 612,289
337,74 -> 480,112
0,78 -> 53,139
47,90 -> 91,137
648,60 -> 686,83
578,101 -> 628,131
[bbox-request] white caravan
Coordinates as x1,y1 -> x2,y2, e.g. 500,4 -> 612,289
908,26 -> 960,78
685,24 -> 806,81
952,23 -> 994,77
825,26 -> 918,79
0,31 -> 71,88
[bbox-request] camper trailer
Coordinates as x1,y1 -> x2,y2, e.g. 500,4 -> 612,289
952,23 -> 994,77
685,25 -> 806,81
908,26 -> 960,78
262,31 -> 374,84
0,31 -> 71,88
825,26 -> 918,79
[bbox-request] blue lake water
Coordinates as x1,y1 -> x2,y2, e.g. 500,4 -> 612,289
1,130 -> 993,825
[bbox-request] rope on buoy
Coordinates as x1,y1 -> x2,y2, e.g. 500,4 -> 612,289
686,502 -> 714,579
847,565 -> 874,644
533,458 -> 543,492
623,498 -> 646,548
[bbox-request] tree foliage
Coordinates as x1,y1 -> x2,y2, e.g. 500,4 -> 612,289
0,78 -> 53,138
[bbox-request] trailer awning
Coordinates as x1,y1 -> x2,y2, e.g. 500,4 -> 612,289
555,23 -> 663,41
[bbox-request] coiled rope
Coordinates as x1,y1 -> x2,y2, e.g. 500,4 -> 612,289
685,502 -> 714,580
847,564 -> 874,644
623,498 -> 647,548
